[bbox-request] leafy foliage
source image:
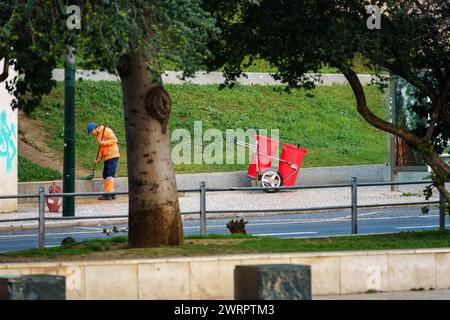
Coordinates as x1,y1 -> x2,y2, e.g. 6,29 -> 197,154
0,0 -> 219,113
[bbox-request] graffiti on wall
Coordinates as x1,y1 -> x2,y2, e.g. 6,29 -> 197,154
0,110 -> 16,173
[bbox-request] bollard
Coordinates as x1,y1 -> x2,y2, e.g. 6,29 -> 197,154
0,275 -> 66,300
439,190 -> 446,231
38,187 -> 46,249
200,181 -> 206,235
351,177 -> 358,234
234,264 -> 311,300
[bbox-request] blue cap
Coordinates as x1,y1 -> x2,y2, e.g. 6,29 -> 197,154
87,123 -> 97,133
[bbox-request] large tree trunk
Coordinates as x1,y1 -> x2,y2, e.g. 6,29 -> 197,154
118,54 -> 183,247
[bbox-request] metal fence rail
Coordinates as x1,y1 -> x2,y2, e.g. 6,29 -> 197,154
0,178 -> 447,249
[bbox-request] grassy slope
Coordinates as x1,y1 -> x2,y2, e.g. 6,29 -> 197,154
29,81 -> 389,177
1,231 -> 449,261
18,156 -> 62,182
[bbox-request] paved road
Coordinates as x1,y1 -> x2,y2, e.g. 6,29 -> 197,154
0,206 -> 448,253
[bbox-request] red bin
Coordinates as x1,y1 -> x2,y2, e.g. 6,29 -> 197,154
277,143 -> 309,186
46,183 -> 62,213
247,135 -> 279,178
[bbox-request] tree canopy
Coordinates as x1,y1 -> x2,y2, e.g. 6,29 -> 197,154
0,0 -> 219,113
205,0 -> 450,201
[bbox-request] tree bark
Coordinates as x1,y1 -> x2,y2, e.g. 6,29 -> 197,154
442,109 -> 450,127
118,54 -> 183,247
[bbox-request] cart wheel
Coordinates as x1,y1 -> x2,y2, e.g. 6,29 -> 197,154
261,170 -> 282,193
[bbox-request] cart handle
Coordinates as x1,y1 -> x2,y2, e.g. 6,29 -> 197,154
231,138 -> 257,150
230,138 -> 298,165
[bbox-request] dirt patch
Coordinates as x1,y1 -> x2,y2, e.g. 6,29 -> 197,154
18,112 -> 63,173
18,111 -> 90,176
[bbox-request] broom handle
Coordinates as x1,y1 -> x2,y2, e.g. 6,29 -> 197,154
93,124 -> 106,169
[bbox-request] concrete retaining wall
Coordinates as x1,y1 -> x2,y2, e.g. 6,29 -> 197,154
297,164 -> 390,185
17,165 -> 390,203
1,248 -> 449,299
17,171 -> 253,203
19,164 -> 436,203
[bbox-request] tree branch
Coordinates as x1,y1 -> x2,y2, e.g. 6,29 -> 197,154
0,55 -> 9,83
341,67 -> 423,148
382,61 -> 438,102
343,67 -> 450,203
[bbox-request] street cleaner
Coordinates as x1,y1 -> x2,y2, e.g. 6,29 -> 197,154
87,123 -> 120,200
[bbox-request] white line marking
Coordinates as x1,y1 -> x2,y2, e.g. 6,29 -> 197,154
76,227 -> 105,231
254,231 -> 318,236
183,218 -> 348,229
0,230 -> 104,239
358,214 -> 438,222
288,231 -> 403,239
0,234 -> 37,239
396,225 -> 450,230
43,230 -> 106,236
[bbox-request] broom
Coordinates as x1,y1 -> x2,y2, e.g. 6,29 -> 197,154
78,124 -> 105,180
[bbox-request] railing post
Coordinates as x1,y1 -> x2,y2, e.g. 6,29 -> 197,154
200,181 -> 206,235
38,187 -> 46,249
439,190 -> 446,231
351,177 -> 358,235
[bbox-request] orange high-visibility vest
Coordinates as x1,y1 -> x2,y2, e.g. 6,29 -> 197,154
96,126 -> 120,162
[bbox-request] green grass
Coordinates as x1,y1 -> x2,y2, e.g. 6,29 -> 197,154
29,81 -> 389,177
18,156 -> 62,182
401,192 -> 420,197
365,289 -> 379,294
1,230 -> 449,261
2,236 -> 128,258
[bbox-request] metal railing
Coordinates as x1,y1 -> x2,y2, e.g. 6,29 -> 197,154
0,178 -> 447,249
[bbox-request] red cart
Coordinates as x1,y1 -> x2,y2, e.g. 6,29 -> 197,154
235,135 -> 308,192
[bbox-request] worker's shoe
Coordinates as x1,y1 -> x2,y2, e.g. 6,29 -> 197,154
104,178 -> 116,199
98,194 -> 113,200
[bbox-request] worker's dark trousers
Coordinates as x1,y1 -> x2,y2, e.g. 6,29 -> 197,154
103,158 -> 119,193
103,158 -> 119,179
